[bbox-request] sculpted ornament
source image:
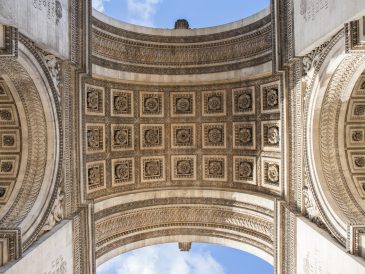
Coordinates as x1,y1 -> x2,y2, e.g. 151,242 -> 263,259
302,185 -> 324,226
176,98 -> 191,112
239,162 -> 253,178
209,161 -> 223,176
144,97 -> 159,112
302,41 -> 330,76
352,131 -> 363,142
3,136 -> 15,146
0,110 -> 12,120
0,187 -> 6,197
208,128 -> 223,144
87,129 -> 100,148
267,126 -> 279,145
145,161 -> 160,177
354,105 -> 365,116
239,127 -> 252,144
207,95 -> 222,111
177,160 -> 192,175
87,90 -> 99,110
266,88 -> 278,107
1,162 -> 12,173
114,130 -> 128,145
176,129 -> 191,144
88,167 -> 101,186
145,129 -> 159,145
267,164 -> 279,183
42,187 -> 64,232
115,163 -> 130,180
44,53 -> 61,90
114,96 -> 128,112
354,157 -> 365,168
237,93 -> 252,110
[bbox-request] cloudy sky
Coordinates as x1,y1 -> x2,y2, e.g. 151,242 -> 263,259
96,243 -> 273,274
92,0 -> 270,28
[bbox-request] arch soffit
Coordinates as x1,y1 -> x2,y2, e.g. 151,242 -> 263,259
0,39 -> 61,248
306,30 -> 365,243
94,189 -> 275,267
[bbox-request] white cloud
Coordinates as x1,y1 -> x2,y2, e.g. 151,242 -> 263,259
97,244 -> 226,274
127,0 -> 162,27
92,0 -> 111,13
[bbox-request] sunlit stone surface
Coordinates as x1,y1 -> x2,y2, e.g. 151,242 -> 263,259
0,1 -> 364,273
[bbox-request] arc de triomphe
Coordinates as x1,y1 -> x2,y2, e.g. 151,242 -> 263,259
0,0 -> 365,273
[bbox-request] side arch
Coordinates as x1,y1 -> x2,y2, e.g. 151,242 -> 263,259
93,189 -> 275,267
305,30 -> 365,246
0,35 -> 62,262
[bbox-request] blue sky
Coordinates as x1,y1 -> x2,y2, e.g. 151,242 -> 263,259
92,0 -> 270,28
97,243 -> 273,274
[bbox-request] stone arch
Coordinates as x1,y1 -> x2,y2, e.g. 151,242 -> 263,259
0,35 -> 62,259
93,189 -> 275,268
305,30 -> 365,246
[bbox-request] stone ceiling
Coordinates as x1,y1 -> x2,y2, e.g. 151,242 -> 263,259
82,77 -> 282,200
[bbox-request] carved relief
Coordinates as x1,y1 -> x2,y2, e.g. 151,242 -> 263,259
140,124 -> 165,150
140,92 -> 164,117
86,124 -> 105,154
202,90 -> 226,116
233,122 -> 256,150
92,17 -> 272,74
262,121 -> 280,151
171,155 -> 197,181
261,82 -> 280,113
141,156 -> 165,183
171,92 -> 195,117
111,89 -> 133,117
232,87 -> 255,115
0,130 -> 19,152
203,156 -> 227,182
0,156 -> 18,177
262,157 -> 280,192
233,156 -> 256,185
111,124 -> 134,151
171,124 -> 196,148
112,158 -> 134,186
42,187 -> 64,232
85,85 -> 105,116
86,161 -> 106,192
202,123 -> 226,148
